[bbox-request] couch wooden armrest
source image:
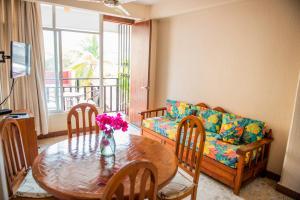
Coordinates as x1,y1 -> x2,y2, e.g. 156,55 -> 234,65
237,138 -> 273,156
237,129 -> 273,156
140,107 -> 167,127
234,129 -> 273,194
140,107 -> 167,119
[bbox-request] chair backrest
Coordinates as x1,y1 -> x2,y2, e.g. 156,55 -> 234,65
102,160 -> 158,200
0,119 -> 27,196
175,115 -> 206,184
67,103 -> 99,138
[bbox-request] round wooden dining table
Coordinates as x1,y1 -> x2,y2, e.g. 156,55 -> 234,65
32,133 -> 178,200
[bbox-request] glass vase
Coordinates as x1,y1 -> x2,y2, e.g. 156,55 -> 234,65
100,131 -> 116,157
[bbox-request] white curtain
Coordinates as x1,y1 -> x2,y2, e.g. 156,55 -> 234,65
0,0 -> 48,135
0,0 -> 11,107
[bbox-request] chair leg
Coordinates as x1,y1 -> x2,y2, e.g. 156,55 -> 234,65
191,187 -> 197,200
234,155 -> 245,195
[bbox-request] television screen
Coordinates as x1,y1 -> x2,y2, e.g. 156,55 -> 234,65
10,41 -> 31,78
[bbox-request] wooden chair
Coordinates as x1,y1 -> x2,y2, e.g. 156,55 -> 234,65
67,103 -> 99,138
102,160 -> 158,200
0,118 -> 54,199
157,115 -> 206,200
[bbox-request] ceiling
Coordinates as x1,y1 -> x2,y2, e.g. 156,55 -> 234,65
135,0 -> 160,5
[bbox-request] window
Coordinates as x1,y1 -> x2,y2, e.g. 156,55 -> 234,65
41,4 -> 101,112
103,21 -> 131,114
41,4 -> 131,113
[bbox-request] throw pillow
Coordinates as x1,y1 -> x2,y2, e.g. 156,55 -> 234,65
190,105 -> 208,116
166,99 -> 191,121
199,109 -> 223,133
219,113 -> 246,145
242,118 -> 265,144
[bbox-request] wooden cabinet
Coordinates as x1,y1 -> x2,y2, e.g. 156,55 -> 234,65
0,112 -> 38,167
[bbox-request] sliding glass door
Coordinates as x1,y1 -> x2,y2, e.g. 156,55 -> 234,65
41,4 -> 101,112
41,4 -> 132,114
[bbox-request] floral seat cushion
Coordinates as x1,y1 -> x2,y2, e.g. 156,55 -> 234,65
142,116 -> 172,131
204,132 -> 259,168
142,116 -> 179,140
143,117 -> 259,169
157,121 -> 179,141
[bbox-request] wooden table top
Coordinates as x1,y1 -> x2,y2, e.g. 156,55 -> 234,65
32,133 -> 178,200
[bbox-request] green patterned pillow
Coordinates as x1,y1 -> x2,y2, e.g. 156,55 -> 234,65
166,99 -> 191,121
242,118 -> 265,144
219,113 -> 246,145
199,109 -> 223,133
166,99 -> 177,119
190,105 -> 208,116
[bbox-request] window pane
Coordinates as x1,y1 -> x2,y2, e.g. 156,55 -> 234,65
103,22 -> 119,79
41,4 -> 53,28
61,31 -> 100,78
61,31 -> 100,109
43,30 -> 58,111
56,6 -> 99,32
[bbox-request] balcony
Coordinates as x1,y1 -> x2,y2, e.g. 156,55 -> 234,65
45,76 -> 129,113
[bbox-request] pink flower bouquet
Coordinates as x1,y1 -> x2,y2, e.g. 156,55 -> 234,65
96,113 -> 128,156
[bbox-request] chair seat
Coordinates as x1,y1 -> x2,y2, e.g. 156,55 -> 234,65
16,169 -> 53,198
158,169 -> 195,200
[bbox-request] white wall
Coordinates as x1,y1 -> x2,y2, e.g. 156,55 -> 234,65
154,0 -> 300,174
48,108 -> 101,132
150,0 -> 246,19
279,72 -> 300,193
48,112 -> 69,132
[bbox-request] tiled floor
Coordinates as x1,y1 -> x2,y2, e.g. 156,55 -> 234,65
38,125 -> 291,200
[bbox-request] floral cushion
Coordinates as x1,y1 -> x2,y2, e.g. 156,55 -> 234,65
219,113 -> 246,145
157,121 -> 179,141
142,116 -> 171,131
204,132 -> 259,168
190,105 -> 208,116
166,99 -> 192,121
199,109 -> 223,133
242,118 -> 265,144
142,116 -> 178,140
143,117 -> 259,168
204,132 -> 240,168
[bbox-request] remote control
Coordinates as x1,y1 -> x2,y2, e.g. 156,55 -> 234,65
0,109 -> 12,116
11,112 -> 28,116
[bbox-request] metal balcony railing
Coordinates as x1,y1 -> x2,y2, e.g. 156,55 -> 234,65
45,77 -> 130,113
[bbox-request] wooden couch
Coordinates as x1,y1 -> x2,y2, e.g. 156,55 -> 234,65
140,103 -> 273,195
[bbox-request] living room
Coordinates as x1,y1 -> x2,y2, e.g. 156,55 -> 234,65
0,0 -> 299,199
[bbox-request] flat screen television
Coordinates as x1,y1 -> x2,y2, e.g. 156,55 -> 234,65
10,41 -> 31,78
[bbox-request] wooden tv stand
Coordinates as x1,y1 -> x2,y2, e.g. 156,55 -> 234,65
0,110 -> 38,167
